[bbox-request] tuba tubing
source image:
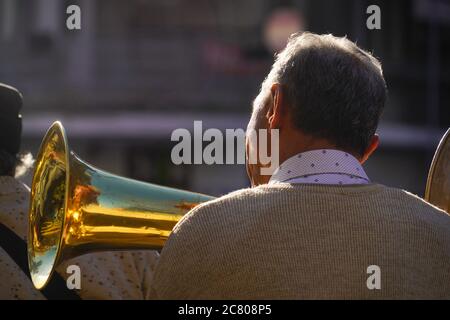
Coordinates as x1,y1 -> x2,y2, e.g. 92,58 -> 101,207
28,121 -> 214,290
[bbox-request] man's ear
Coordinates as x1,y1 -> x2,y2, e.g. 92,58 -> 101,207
361,134 -> 379,163
267,83 -> 284,130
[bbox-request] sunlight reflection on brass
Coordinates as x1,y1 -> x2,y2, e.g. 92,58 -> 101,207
28,121 -> 214,290
425,128 -> 450,213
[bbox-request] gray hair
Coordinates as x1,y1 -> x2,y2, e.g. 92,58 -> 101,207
255,32 -> 387,155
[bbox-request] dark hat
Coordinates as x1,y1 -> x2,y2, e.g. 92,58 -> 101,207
0,83 -> 23,155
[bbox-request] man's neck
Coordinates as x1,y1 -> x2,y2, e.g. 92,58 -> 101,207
278,133 -> 361,166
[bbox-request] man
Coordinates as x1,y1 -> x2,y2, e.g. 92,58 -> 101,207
151,33 -> 450,299
0,83 -> 159,299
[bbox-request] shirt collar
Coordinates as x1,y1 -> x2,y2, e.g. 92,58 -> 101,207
269,149 -> 369,185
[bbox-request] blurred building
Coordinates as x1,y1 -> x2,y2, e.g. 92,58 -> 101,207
0,0 -> 449,196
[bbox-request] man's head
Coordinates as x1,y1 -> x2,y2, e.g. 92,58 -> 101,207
246,32 -> 387,186
0,83 -> 23,176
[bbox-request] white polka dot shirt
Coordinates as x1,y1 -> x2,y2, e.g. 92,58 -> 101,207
269,149 -> 370,185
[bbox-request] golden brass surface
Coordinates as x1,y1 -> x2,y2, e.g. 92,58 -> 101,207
28,121 -> 214,290
425,128 -> 450,213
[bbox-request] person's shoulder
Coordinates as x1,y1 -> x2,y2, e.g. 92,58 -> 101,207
195,186 -> 265,209
385,185 -> 447,212
380,184 -> 450,225
169,186 -> 270,236
181,185 -> 273,218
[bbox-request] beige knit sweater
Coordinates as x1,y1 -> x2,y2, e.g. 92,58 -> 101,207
151,183 -> 450,299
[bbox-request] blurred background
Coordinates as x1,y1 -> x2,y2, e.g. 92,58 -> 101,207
0,0 -> 449,197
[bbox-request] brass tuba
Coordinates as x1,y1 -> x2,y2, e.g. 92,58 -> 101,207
28,121 -> 214,290
424,128 -> 450,214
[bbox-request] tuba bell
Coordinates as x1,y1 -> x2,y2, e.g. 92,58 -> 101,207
424,128 -> 450,213
28,121 -> 214,290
